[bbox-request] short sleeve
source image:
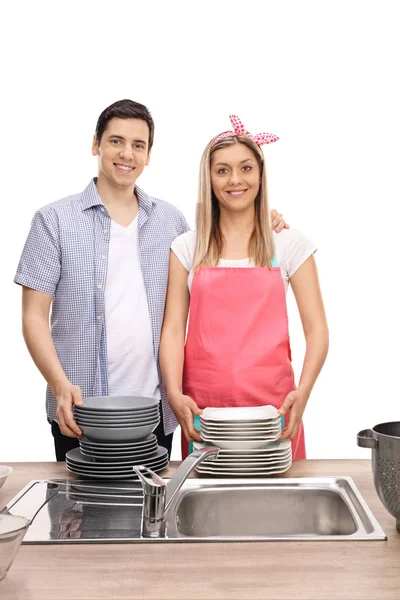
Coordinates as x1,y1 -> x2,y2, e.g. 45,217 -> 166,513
178,211 -> 191,236
273,228 -> 317,280
171,231 -> 196,272
14,209 -> 61,295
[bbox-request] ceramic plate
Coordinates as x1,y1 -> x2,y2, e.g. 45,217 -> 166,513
66,460 -> 168,480
66,454 -> 169,473
201,436 -> 281,449
80,396 -> 160,411
194,440 -> 291,454
76,406 -> 159,416
79,434 -> 157,448
200,416 -> 282,428
76,417 -> 159,427
80,423 -> 159,442
200,421 -> 282,433
197,458 -> 292,472
204,451 -> 292,466
67,446 -> 167,467
194,466 -> 291,477
201,406 -> 279,422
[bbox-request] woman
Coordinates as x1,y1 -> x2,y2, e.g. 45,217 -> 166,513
159,115 -> 329,459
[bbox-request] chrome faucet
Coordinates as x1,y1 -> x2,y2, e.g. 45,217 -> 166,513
133,446 -> 219,538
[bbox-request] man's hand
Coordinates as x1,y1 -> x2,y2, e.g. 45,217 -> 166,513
271,209 -> 289,233
168,393 -> 202,442
55,382 -> 84,437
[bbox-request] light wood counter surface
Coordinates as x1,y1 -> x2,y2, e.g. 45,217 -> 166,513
0,460 -> 399,600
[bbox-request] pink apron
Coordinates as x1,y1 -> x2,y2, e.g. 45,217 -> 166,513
181,266 -> 306,460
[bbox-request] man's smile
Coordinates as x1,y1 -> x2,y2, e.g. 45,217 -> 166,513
114,162 -> 135,173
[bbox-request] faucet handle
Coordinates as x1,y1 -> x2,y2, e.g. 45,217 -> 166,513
132,465 -> 166,497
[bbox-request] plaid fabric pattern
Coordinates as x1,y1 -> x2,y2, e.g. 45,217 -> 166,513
14,179 -> 189,435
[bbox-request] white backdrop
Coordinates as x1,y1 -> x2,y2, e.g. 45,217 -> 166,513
1,0 -> 399,462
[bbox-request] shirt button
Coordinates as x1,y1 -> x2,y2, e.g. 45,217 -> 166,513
103,229 -> 107,234
102,255 -> 106,259
97,315 -> 102,321
97,284 -> 102,289
101,207 -> 105,212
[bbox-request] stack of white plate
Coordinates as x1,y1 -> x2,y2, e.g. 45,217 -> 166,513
74,396 -> 160,442
194,439 -> 292,476
65,396 -> 168,480
196,406 -> 292,476
200,405 -> 282,449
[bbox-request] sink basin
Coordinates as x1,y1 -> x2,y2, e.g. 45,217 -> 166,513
174,485 -> 356,537
1,477 -> 386,542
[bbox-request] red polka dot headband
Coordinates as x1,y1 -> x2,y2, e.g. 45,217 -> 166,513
212,115 -> 279,147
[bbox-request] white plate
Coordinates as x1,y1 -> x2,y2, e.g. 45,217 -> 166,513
201,436 -> 281,449
200,423 -> 281,433
194,440 -> 291,454
195,463 -> 292,477
200,416 -> 282,428
201,406 -> 279,422
201,427 -> 281,438
196,455 -> 292,471
204,451 -> 292,466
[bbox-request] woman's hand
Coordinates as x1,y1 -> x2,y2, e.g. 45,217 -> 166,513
278,387 -> 309,440
168,393 -> 203,442
270,209 -> 289,233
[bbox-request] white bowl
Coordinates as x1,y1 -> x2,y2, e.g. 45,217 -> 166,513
0,514 -> 30,582
0,466 -> 13,490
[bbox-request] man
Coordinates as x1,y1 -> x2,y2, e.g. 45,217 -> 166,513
14,99 -> 286,460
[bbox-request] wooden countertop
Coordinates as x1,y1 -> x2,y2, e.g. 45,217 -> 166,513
0,460 -> 399,600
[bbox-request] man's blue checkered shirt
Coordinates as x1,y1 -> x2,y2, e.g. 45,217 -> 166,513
14,179 -> 189,435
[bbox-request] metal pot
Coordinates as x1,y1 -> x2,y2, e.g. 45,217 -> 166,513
357,421 -> 400,532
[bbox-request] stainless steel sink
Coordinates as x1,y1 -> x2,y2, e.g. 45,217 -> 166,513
1,476 -> 386,542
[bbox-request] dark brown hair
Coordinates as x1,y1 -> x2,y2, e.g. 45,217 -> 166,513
95,99 -> 155,149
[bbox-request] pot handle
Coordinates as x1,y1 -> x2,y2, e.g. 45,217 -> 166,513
357,429 -> 378,449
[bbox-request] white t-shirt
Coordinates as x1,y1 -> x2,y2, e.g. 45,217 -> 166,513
171,228 -> 317,292
105,217 -> 160,399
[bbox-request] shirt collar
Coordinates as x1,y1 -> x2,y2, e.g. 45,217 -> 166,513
81,178 -> 155,213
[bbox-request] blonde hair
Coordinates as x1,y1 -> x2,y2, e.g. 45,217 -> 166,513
192,134 -> 275,270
